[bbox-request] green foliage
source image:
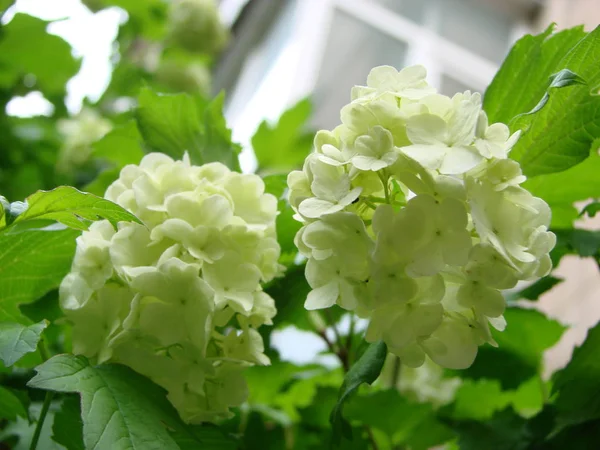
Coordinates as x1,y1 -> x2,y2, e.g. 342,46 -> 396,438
92,120 -> 145,169
0,14 -> 81,99
552,228 -> 600,266
485,25 -> 600,177
0,386 -> 28,421
580,200 -> 600,218
252,98 -> 314,173
345,390 -> 454,449
136,88 -> 241,170
6,186 -> 142,231
28,354 -> 237,450
506,276 -> 563,302
51,396 -> 84,450
263,174 -> 302,259
458,308 -> 565,389
552,322 -> 600,425
330,340 -> 387,445
0,226 -> 78,323
0,320 -> 47,366
448,407 -> 538,450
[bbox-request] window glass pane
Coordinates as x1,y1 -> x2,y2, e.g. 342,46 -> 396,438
371,0 -> 427,24
437,0 -> 513,63
311,10 -> 408,130
373,0 -> 514,64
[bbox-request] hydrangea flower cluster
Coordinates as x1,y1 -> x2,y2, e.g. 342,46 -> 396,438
56,108 -> 112,173
167,0 -> 229,56
60,153 -> 280,423
289,65 -> 555,370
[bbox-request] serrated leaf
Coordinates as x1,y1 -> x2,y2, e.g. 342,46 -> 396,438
506,276 -> 563,302
0,225 -> 78,323
0,320 -> 47,366
6,186 -> 142,232
508,27 -> 600,176
28,354 -> 233,450
484,25 -> 586,124
0,386 -> 28,421
552,322 -> 600,425
330,340 -> 387,445
136,88 -> 241,170
52,396 -> 84,450
252,98 -> 314,173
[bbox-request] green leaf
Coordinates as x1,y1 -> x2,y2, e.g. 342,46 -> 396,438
265,264 -> 312,330
0,320 -> 47,366
448,407 -> 533,450
484,25 -> 587,124
169,424 -> 238,450
0,13 -> 81,97
506,276 -> 563,302
28,354 -> 232,450
252,98 -> 314,172
8,186 -> 142,231
92,120 -> 145,169
514,68 -> 587,119
135,88 -> 241,170
458,308 -> 565,389
551,228 -> 600,266
52,396 -> 84,450
0,386 -> 28,421
448,379 -> 510,421
580,201 -> 600,218
543,418 -> 600,449
0,224 -> 78,322
263,174 -> 302,258
522,145 -> 600,207
345,390 -> 454,448
330,340 -> 387,445
508,27 -> 600,176
552,322 -> 600,425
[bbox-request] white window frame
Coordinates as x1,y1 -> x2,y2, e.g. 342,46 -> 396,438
226,0 -> 531,168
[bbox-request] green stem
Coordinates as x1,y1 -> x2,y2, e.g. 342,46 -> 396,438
365,425 -> 379,450
391,356 -> 402,388
29,391 -> 54,450
538,375 -> 549,404
38,338 -> 51,362
378,172 -> 391,204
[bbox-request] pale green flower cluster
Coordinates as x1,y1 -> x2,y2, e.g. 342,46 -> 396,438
167,0 -> 229,56
56,108 -> 112,173
289,65 -> 555,370
60,153 -> 280,423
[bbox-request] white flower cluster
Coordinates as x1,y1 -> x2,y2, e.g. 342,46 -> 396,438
60,153 -> 281,423
289,65 -> 555,370
56,108 -> 112,173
